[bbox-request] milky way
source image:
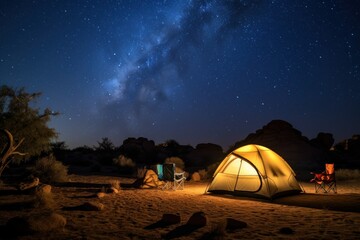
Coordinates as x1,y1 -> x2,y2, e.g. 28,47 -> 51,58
1,0 -> 360,148
99,1 -> 260,130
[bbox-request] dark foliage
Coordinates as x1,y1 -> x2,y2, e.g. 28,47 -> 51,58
0,85 -> 58,161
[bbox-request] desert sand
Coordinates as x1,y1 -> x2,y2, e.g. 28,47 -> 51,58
1,174 -> 360,240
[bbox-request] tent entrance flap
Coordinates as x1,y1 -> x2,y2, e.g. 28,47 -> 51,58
221,156 -> 261,192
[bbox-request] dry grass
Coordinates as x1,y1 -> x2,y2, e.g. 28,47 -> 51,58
32,190 -> 56,210
109,179 -> 121,190
30,155 -> 68,183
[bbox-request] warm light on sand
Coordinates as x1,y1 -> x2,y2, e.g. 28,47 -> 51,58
1,175 -> 360,239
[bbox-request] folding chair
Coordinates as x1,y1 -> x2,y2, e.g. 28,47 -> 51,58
310,163 -> 337,193
161,163 -> 186,190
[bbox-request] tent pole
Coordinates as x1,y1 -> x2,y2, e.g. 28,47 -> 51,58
257,146 -> 272,199
233,157 -> 243,192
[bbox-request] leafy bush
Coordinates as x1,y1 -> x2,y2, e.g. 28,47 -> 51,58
30,155 -> 68,183
336,169 -> 360,180
198,169 -> 209,180
0,85 -> 58,160
113,155 -> 136,175
164,156 -> 185,170
206,162 -> 220,178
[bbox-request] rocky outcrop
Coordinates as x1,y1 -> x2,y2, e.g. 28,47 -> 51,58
185,143 -> 224,169
232,120 -> 327,179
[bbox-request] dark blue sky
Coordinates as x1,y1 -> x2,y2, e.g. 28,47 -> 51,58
1,0 -> 360,149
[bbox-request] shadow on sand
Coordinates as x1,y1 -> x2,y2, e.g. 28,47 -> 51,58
162,224 -> 204,239
273,193 -> 360,212
0,200 -> 34,211
208,192 -> 360,213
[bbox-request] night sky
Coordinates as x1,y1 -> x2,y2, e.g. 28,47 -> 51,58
1,0 -> 360,149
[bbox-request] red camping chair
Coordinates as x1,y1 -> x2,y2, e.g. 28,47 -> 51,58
310,163 -> 337,193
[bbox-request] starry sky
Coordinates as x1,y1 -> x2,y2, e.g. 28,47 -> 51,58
1,0 -> 360,149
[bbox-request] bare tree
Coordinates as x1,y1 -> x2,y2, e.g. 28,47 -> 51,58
0,129 -> 26,177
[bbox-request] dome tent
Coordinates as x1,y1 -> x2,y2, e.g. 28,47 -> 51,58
207,144 -> 302,199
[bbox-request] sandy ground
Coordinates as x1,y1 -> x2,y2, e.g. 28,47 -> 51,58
1,175 -> 360,240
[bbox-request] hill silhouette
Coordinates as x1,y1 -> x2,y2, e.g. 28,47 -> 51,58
231,120 -> 330,180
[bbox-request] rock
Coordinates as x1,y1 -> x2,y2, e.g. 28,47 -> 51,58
107,187 -> 119,194
96,192 -> 106,198
226,218 -> 247,231
18,177 -> 40,191
310,132 -> 334,150
232,119 -> 326,179
186,143 -> 224,168
144,213 -> 181,229
6,212 -> 66,235
36,184 -> 52,194
279,227 -> 295,234
186,211 -> 207,227
81,201 -> 104,211
191,172 -> 201,182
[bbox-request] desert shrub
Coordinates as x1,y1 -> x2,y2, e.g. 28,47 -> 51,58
32,189 -> 55,210
70,158 -> 93,167
27,212 -> 66,232
90,163 -> 102,173
113,155 -> 136,175
336,169 -> 360,180
164,156 -> 185,170
206,162 -> 220,178
30,155 -> 68,183
198,169 -> 208,180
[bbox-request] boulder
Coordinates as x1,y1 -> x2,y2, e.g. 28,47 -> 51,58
36,184 -> 52,195
144,213 -> 181,229
191,172 -> 201,182
279,227 -> 295,234
80,201 -> 104,211
232,119 -> 326,180
96,192 -> 106,198
107,187 -> 119,194
186,211 -> 207,227
226,218 -> 247,231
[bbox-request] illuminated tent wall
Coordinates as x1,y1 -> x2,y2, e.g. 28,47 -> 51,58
207,144 -> 302,199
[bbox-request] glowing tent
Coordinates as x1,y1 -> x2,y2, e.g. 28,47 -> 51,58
207,144 -> 302,199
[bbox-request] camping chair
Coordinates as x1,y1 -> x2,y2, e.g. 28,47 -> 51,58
161,163 -> 186,190
310,163 -> 337,193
